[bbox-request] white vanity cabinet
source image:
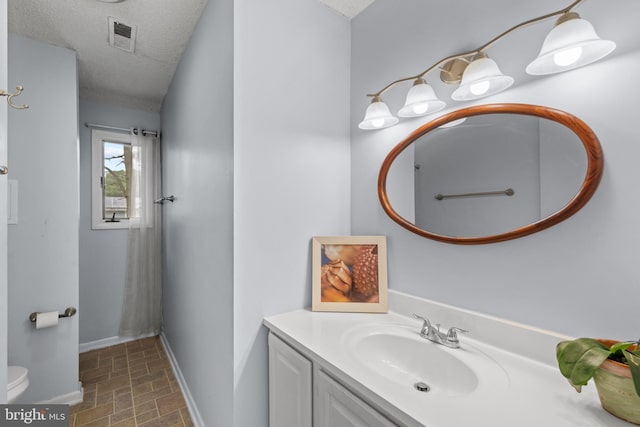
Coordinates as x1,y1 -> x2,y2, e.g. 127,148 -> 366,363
268,333 -> 313,427
265,301 -> 632,427
268,332 -> 396,427
315,369 -> 396,427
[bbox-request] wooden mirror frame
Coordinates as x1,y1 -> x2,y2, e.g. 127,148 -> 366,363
378,104 -> 604,245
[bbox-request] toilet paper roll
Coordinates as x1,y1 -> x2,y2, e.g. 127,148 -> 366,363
35,311 -> 59,329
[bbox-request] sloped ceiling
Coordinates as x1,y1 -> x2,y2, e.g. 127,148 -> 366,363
7,0 -> 373,113
8,0 -> 209,112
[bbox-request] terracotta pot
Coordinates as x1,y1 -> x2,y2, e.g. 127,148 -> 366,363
593,339 -> 640,425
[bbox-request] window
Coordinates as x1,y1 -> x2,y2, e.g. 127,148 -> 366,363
91,129 -> 132,229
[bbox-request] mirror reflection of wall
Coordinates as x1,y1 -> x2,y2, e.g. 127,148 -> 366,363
539,117 -> 587,218
387,113 -> 587,239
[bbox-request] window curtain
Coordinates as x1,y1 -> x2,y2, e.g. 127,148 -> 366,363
119,129 -> 162,336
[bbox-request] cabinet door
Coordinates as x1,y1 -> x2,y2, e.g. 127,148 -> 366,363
315,370 -> 397,427
268,333 -> 312,427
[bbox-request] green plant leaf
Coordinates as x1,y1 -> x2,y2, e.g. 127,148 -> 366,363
557,338 -> 610,392
609,341 -> 635,353
623,349 -> 640,397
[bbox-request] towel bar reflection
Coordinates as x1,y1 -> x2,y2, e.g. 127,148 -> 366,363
435,188 -> 515,201
29,307 -> 77,323
154,195 -> 175,204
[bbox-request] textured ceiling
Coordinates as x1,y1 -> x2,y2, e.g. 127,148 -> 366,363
8,0 -> 209,112
7,0 -> 372,112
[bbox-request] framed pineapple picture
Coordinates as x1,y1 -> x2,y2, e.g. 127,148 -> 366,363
311,236 -> 388,313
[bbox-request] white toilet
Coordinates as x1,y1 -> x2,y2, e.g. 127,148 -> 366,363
7,366 -> 29,403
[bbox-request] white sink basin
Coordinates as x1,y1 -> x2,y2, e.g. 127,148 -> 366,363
265,305 -> 630,426
343,323 -> 509,397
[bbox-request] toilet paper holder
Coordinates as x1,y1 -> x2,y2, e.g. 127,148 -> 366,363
29,307 -> 77,323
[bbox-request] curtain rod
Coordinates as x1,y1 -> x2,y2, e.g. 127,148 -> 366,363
84,122 -> 159,137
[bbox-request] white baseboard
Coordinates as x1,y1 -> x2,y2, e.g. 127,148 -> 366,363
160,332 -> 204,427
38,382 -> 83,406
79,333 -> 157,353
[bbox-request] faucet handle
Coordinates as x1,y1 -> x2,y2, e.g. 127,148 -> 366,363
412,313 -> 431,325
412,313 -> 432,333
446,327 -> 468,343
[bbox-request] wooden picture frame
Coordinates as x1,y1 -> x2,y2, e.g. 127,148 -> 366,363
312,236 -> 388,313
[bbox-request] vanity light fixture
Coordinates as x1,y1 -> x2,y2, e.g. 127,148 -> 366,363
358,96 -> 398,130
525,12 -> 616,75
358,96 -> 399,130
451,54 -> 514,101
397,78 -> 446,118
359,0 -> 615,131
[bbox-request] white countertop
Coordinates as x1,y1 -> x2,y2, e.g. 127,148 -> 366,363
263,292 -> 630,427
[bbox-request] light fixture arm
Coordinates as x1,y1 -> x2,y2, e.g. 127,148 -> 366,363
366,51 -> 477,97
365,0 -> 586,99
476,0 -> 585,53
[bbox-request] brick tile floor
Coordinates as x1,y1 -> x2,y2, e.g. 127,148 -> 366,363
70,337 -> 193,427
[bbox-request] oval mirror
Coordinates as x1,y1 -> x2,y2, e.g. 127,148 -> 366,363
378,104 -> 604,244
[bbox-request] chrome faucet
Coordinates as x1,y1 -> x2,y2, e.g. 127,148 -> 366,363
412,314 -> 468,349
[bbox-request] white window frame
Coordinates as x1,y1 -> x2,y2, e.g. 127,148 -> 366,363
91,129 -> 132,230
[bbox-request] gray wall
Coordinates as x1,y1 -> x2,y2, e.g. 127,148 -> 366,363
351,0 -> 640,340
78,99 -> 160,344
7,34 -> 80,402
233,1 -> 350,426
160,0 -> 351,425
160,0 -> 234,425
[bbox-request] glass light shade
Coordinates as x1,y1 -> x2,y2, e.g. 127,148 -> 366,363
451,57 -> 514,101
398,81 -> 446,118
439,117 -> 467,128
358,99 -> 399,130
526,16 -> 616,75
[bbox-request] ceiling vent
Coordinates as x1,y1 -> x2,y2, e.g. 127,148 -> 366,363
108,16 -> 137,53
